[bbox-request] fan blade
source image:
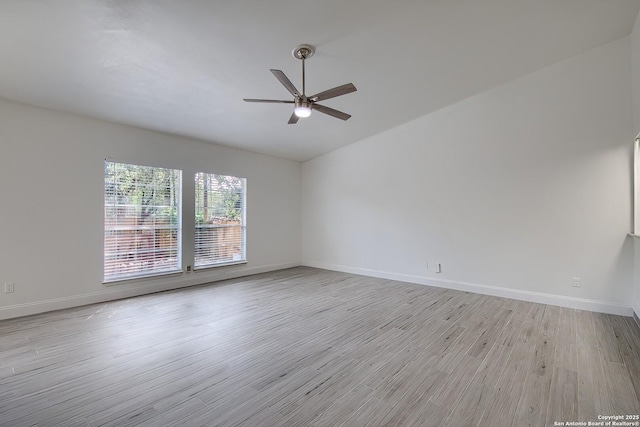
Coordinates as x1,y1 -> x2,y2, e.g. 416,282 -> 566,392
270,69 -> 300,98
311,103 -> 351,121
309,83 -> 357,102
288,112 -> 299,125
243,98 -> 294,103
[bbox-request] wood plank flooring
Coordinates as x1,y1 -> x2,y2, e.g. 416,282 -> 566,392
1,267 -> 639,426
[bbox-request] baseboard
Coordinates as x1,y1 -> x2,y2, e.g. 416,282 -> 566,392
0,262 -> 300,321
634,311 -> 640,330
304,261 -> 633,317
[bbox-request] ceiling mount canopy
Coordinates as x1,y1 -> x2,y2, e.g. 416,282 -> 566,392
292,44 -> 315,60
243,44 -> 357,124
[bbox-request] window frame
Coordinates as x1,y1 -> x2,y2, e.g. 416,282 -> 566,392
103,160 -> 183,284
194,172 -> 247,270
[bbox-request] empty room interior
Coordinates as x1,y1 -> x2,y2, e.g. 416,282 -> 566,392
2,1 -> 640,426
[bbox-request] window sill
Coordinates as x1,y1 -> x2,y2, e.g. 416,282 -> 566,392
193,260 -> 248,272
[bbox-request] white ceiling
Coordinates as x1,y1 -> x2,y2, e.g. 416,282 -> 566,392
0,1 -> 639,162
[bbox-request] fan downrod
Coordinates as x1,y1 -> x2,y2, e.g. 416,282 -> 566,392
292,44 -> 315,60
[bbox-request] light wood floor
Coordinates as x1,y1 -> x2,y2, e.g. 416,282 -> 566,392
1,267 -> 639,426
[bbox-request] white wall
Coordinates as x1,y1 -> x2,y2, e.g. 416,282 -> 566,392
632,10 -> 640,320
0,99 -> 301,319
634,11 -> 640,137
302,37 -> 634,315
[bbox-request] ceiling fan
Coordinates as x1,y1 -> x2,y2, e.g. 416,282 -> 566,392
243,44 -> 357,124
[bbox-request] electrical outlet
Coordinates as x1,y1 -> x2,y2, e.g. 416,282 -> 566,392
436,263 -> 442,274
4,282 -> 14,293
572,277 -> 581,288
186,265 -> 192,273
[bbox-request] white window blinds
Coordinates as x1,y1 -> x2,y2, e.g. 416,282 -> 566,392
104,161 -> 182,282
194,173 -> 246,268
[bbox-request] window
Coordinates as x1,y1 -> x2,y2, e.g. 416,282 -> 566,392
104,161 -> 182,282
195,173 -> 246,268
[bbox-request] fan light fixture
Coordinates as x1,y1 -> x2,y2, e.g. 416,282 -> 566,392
294,98 -> 312,117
